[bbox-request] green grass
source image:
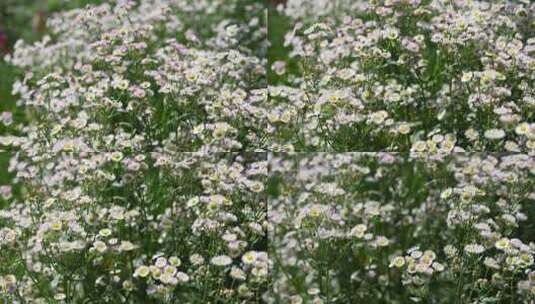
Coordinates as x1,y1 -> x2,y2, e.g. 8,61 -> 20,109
268,5 -> 294,84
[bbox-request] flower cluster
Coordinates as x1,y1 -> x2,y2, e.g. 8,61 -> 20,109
390,248 -> 445,289
0,1 -> 271,301
267,153 -> 535,303
1,0 -> 267,153
1,0 -> 535,303
0,151 -> 268,302
268,0 -> 535,151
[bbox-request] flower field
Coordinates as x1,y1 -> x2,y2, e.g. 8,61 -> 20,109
0,0 -> 534,303
268,153 -> 535,303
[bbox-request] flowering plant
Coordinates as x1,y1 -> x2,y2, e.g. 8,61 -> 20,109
268,0 -> 535,151
0,1 -> 268,303
0,151 -> 268,303
267,153 -> 535,303
1,1 -> 535,303
1,0 -> 267,153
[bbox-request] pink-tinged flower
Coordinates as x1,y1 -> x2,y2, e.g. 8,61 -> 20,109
0,185 -> 12,200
